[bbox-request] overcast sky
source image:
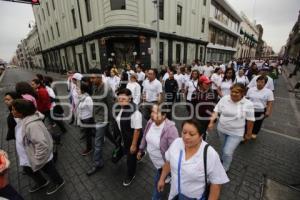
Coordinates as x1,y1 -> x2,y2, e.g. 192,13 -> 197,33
227,0 -> 299,53
0,1 -> 34,62
0,0 -> 299,62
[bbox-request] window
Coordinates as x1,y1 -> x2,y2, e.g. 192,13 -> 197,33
52,0 -> 55,10
46,2 -> 50,16
50,26 -> 54,40
110,0 -> 126,10
159,42 -> 164,65
203,0 -> 206,6
56,22 -> 60,37
85,0 -> 92,22
42,8 -> 45,20
159,0 -> 164,20
176,44 -> 181,63
201,18 -> 205,33
71,9 -> 77,29
177,5 -> 182,26
90,43 -> 96,60
46,30 -> 50,42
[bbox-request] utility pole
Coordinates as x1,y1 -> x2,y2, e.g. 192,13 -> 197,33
76,0 -> 89,73
156,0 -> 160,70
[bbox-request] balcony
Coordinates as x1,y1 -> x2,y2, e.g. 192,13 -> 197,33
209,17 -> 240,37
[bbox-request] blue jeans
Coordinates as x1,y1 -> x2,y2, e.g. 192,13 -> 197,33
152,169 -> 162,200
93,124 -> 108,167
218,131 -> 243,171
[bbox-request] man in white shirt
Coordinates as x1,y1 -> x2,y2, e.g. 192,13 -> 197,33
141,69 -> 163,120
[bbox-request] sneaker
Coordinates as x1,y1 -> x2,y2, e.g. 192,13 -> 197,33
252,134 -> 257,139
81,149 -> 92,156
122,175 -> 136,187
29,180 -> 49,193
137,151 -> 147,163
46,180 -> 65,195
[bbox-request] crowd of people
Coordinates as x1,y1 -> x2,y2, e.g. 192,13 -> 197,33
0,57 -> 281,199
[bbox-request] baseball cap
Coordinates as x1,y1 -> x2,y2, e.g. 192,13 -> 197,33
199,75 -> 212,84
72,73 -> 83,81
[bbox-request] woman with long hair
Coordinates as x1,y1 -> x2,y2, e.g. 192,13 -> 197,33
218,68 -> 236,97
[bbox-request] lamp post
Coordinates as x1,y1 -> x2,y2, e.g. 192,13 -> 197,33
133,51 -> 137,63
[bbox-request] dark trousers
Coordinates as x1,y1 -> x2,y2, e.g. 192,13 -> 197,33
126,150 -> 137,178
23,160 -> 63,185
124,136 -> 141,178
165,93 -> 176,120
0,184 -> 24,200
81,117 -> 95,150
253,111 -> 266,135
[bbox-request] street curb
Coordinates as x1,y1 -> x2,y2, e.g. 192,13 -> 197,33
0,70 -> 6,83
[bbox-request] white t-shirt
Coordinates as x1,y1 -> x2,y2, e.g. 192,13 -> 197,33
248,75 -> 274,91
214,95 -> 255,136
202,66 -> 214,77
246,87 -> 274,111
107,76 -> 121,94
165,138 -> 229,200
46,86 -> 56,109
220,79 -> 233,97
162,72 -> 169,82
235,75 -> 249,86
77,94 -> 93,120
126,82 -> 141,105
142,79 -> 163,102
210,73 -> 222,90
137,71 -> 145,82
174,74 -> 186,90
146,121 -> 166,169
186,80 -> 198,101
116,109 -> 143,131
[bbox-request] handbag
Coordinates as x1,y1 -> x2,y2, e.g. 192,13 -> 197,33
172,144 -> 210,200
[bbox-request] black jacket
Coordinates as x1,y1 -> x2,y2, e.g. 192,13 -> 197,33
6,110 -> 16,141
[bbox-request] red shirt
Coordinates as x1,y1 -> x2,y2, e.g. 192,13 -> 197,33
36,86 -> 51,113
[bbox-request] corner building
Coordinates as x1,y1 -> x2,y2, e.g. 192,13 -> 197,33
33,0 -> 210,73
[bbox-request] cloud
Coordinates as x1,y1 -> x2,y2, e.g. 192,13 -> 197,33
226,0 -> 299,53
0,2 -> 34,62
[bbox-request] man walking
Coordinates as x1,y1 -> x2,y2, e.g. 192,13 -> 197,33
86,68 -> 114,176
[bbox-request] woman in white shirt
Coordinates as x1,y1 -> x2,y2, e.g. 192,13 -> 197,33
185,70 -> 200,115
235,69 -> 249,86
113,88 -> 143,187
138,104 -> 179,200
126,73 -> 141,105
210,67 -> 223,95
208,84 -> 255,172
107,68 -> 121,96
218,68 -> 236,97
246,75 -> 274,139
157,119 -> 229,200
77,82 -> 94,156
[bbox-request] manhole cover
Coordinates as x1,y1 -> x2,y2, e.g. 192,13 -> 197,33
261,177 -> 300,200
